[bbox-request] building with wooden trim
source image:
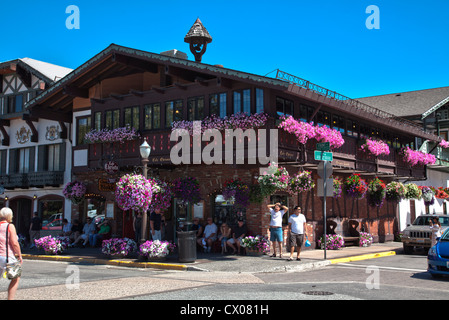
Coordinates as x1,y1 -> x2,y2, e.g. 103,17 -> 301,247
24,38 -> 442,246
0,58 -> 72,237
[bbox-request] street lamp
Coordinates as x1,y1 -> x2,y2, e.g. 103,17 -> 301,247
139,138 -> 151,243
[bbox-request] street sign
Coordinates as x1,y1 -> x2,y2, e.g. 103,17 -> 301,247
317,178 -> 333,197
314,150 -> 333,161
316,142 -> 330,151
317,161 -> 333,178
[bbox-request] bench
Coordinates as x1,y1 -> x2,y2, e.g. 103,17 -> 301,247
343,237 -> 359,247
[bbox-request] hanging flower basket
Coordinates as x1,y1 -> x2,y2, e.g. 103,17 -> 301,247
367,177 -> 386,208
101,237 -> 137,257
222,179 -> 250,208
139,240 -> 176,260
385,181 -> 406,202
115,174 -> 154,213
318,234 -> 345,250
343,174 -> 367,199
360,138 -> 390,157
171,177 -> 202,205
63,181 -> 86,204
420,186 -> 435,206
401,147 -> 436,166
257,162 -> 290,196
435,187 -> 449,200
287,171 -> 315,195
34,236 -> 70,255
148,178 -> 173,211
404,183 -> 422,200
333,177 -> 343,198
359,232 -> 374,247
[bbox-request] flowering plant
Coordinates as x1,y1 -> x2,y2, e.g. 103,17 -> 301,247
333,177 -> 343,198
84,126 -> 140,144
241,235 -> 270,253
404,183 -> 422,200
172,112 -> 269,135
222,179 -> 250,208
435,187 -> 449,200
139,240 -> 176,258
257,162 -> 290,196
385,181 -> 406,202
367,177 -> 386,208
360,138 -> 390,156
359,232 -> 373,247
318,234 -> 345,250
440,139 -> 449,149
63,181 -> 86,204
278,116 -> 344,149
343,174 -> 367,199
401,147 -> 436,166
115,174 -> 154,212
420,186 -> 435,206
101,237 -> 137,257
34,236 -> 70,255
148,178 -> 173,211
171,177 -> 202,205
287,171 -> 315,195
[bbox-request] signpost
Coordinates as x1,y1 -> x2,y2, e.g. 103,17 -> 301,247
315,145 -> 333,260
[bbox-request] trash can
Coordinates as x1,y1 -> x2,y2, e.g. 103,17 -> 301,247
177,230 -> 197,263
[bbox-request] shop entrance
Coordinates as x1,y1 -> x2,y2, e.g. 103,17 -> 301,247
9,197 -> 32,238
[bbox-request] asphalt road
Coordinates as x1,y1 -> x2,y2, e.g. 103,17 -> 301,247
1,251 -> 448,303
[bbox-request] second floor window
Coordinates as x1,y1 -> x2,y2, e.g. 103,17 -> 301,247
276,97 -> 293,118
6,94 -> 23,113
124,106 -> 140,130
9,147 -> 35,174
165,100 -> 183,128
144,103 -> 161,130
105,110 -> 120,130
187,96 -> 204,121
76,116 -> 91,146
233,89 -> 251,114
210,93 -> 227,118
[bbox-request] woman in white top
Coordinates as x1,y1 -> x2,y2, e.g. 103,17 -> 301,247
267,203 -> 288,258
429,217 -> 442,247
0,207 -> 23,300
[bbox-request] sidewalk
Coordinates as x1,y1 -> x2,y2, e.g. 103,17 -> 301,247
22,242 -> 403,273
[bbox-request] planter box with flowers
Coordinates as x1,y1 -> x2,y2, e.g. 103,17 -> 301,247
84,126 -> 140,144
359,232 -> 374,247
367,177 -> 386,208
35,236 -> 70,255
286,170 -> 315,195
257,162 -> 290,197
115,174 -> 155,213
343,174 -> 368,199
385,181 -> 406,202
318,234 -> 345,250
139,240 -> 176,261
241,235 -> 270,256
101,237 -> 138,258
63,181 -> 86,204
401,147 -> 436,167
360,138 -> 390,157
222,178 -> 250,208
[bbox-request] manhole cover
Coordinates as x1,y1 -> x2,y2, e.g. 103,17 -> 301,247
302,291 -> 334,296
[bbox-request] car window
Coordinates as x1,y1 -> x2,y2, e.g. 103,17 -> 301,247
412,217 -> 427,225
439,217 -> 449,226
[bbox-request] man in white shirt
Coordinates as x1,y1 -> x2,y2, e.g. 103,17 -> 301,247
267,202 -> 288,258
287,206 -> 306,261
197,217 -> 217,253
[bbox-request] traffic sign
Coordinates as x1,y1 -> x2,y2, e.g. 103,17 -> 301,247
317,178 -> 333,197
317,161 -> 333,178
316,142 -> 330,151
314,150 -> 333,161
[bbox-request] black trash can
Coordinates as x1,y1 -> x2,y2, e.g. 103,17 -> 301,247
177,230 -> 197,263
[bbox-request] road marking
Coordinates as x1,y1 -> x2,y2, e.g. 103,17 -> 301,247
329,251 -> 396,264
336,263 -> 427,273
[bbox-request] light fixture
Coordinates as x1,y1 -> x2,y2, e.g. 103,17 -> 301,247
139,139 -> 151,159
33,195 -> 37,199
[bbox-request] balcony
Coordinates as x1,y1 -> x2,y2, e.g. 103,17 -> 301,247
0,171 -> 64,189
420,141 -> 449,172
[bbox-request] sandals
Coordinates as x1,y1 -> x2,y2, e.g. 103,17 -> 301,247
270,253 -> 276,257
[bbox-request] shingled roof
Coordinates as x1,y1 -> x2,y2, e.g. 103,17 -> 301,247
357,86 -> 449,118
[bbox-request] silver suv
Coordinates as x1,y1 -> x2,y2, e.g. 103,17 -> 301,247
402,214 -> 449,254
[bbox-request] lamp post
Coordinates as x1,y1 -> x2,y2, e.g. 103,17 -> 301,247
139,138 -> 151,243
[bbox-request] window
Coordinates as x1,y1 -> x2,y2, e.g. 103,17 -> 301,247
346,120 -> 358,137
332,115 -> 345,134
187,96 -> 204,121
144,103 -> 161,130
165,100 -> 183,128
6,94 -> 23,113
105,110 -> 120,130
233,89 -> 251,114
124,106 -> 140,130
39,198 -> 64,232
299,104 -> 308,122
76,116 -> 91,145
94,112 -> 102,131
18,147 -> 33,173
276,97 -> 293,118
210,93 -> 227,118
38,144 -> 64,172
255,88 -> 264,113
0,150 -> 6,174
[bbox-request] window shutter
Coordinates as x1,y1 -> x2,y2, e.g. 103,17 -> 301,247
58,142 -> 66,171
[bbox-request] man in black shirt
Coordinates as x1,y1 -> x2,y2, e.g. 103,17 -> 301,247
149,209 -> 165,241
227,219 -> 247,254
29,212 -> 42,249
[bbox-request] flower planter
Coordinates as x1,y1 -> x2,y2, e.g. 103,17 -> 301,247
245,249 -> 264,256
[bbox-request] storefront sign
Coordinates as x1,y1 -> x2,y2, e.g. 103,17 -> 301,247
98,178 -> 116,192
104,161 -> 119,174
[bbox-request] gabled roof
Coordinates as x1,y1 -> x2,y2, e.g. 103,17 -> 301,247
356,86 -> 449,118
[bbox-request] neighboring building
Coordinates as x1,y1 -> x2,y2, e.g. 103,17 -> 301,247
358,86 -> 449,230
24,38 -> 442,247
0,58 -> 72,237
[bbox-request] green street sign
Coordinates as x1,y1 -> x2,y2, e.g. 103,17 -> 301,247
314,150 -> 333,161
316,142 -> 330,151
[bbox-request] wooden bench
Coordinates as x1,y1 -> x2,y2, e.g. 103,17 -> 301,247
343,236 -> 359,247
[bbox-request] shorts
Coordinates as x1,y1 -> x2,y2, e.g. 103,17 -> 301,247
0,256 -> 18,273
289,233 -> 304,247
270,227 -> 283,242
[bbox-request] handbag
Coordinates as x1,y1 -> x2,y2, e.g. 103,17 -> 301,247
305,234 -> 311,247
4,224 -> 22,280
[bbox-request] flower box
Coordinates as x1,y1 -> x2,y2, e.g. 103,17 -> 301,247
34,236 -> 70,255
359,232 -> 373,247
241,235 -> 270,254
318,234 -> 345,250
139,240 -> 176,260
84,126 -> 139,144
101,237 -> 137,257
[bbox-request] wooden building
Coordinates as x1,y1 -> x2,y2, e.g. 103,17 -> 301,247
25,43 -> 441,246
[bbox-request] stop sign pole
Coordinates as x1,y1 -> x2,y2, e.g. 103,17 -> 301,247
317,158 -> 333,260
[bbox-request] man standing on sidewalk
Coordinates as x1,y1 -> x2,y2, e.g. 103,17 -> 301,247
287,206 -> 306,261
29,212 -> 41,249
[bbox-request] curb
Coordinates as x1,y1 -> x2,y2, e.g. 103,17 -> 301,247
328,250 -> 396,264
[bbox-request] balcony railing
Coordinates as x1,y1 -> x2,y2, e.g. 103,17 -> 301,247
0,171 -> 64,189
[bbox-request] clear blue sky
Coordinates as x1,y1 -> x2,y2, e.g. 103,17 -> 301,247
0,0 -> 448,98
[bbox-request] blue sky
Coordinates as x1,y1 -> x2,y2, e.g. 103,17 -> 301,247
0,0 -> 448,98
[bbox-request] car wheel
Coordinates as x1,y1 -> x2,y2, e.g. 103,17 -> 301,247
403,243 -> 413,254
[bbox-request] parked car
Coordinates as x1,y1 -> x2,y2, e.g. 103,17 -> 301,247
428,228 -> 449,278
42,213 -> 63,230
402,214 -> 449,254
